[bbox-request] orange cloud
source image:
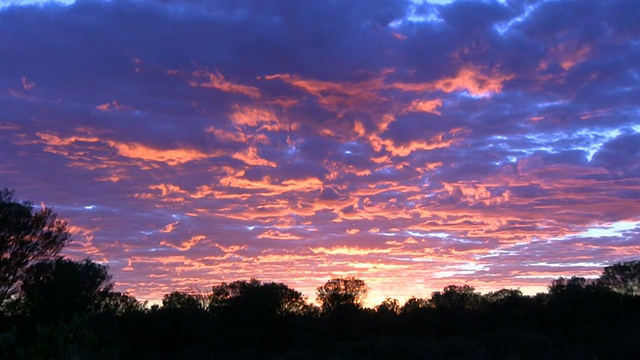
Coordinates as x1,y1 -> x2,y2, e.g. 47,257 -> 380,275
431,66 -> 514,96
403,99 -> 443,115
22,76 -> 36,90
205,126 -> 247,142
227,105 -> 296,133
160,221 -> 179,233
62,224 -> 103,259
265,72 -> 389,115
192,70 -> 260,98
369,128 -> 464,157
107,141 -> 213,165
96,101 -> 127,111
442,182 -> 511,206
215,243 -> 247,253
36,132 -> 217,167
390,66 -> 513,97
392,32 -> 408,41
229,105 -> 277,127
231,147 -> 277,167
37,132 -> 100,146
540,42 -> 592,71
219,175 -> 323,195
267,66 -> 511,125
309,246 -> 394,256
258,230 -> 303,240
160,235 -> 207,251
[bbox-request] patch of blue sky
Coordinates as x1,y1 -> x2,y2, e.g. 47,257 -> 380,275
494,3 -> 538,35
529,261 -> 606,268
578,221 -> 639,239
0,0 -> 75,9
434,262 -> 489,278
389,0 -> 446,28
543,220 -> 640,244
477,247 -> 520,258
523,128 -> 621,161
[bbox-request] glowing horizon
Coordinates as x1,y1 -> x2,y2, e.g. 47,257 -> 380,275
1,0 -> 639,307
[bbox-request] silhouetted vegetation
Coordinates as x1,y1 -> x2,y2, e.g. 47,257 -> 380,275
0,188 -> 71,309
2,189 -> 640,359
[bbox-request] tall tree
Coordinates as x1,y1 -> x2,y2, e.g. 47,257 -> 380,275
547,276 -> 595,297
210,279 -> 309,316
483,288 -> 524,305
19,258 -> 113,322
162,291 -> 208,313
0,189 -> 71,307
98,291 -> 146,316
316,277 -> 368,313
400,296 -> 430,314
375,297 -> 400,315
599,260 -> 640,296
429,285 -> 483,310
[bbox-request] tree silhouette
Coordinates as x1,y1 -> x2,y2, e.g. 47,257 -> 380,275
316,277 -> 368,313
98,291 -> 146,316
483,288 -> 523,305
210,278 -> 309,316
429,285 -> 483,310
162,291 -> 208,313
598,260 -> 640,296
1,190 -> 637,360
400,296 -> 430,314
19,258 -> 113,322
547,276 -> 595,297
375,297 -> 400,315
0,189 -> 71,308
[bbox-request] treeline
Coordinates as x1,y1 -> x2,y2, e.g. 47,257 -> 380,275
2,189 -> 640,359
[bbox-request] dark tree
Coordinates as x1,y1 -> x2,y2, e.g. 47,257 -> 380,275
375,297 -> 400,315
162,291 -> 208,313
483,288 -> 524,305
429,285 -> 483,310
547,276 -> 595,296
210,278 -> 309,316
400,296 -> 430,314
316,277 -> 368,313
598,260 -> 640,296
19,258 -> 113,322
98,291 -> 146,316
0,189 -> 71,307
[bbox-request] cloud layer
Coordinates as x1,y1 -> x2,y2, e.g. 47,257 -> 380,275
2,0 -> 639,305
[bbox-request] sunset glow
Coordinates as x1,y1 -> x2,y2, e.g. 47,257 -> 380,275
1,0 -> 639,307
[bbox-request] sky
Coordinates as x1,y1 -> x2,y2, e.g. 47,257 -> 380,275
1,0 -> 639,306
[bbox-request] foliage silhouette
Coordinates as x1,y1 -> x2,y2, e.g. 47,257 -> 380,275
0,189 -> 71,309
210,278 -> 310,316
316,277 -> 368,313
429,284 -> 483,311
162,291 -> 208,313
98,291 -> 146,316
375,297 -> 400,315
19,258 -> 113,323
400,296 -> 430,314
3,270 -> 640,359
4,189 -> 640,358
599,259 -> 640,295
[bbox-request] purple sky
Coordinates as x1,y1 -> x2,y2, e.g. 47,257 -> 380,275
1,0 -> 639,306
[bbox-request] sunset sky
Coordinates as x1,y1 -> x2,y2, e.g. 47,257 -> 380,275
1,0 -> 639,306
